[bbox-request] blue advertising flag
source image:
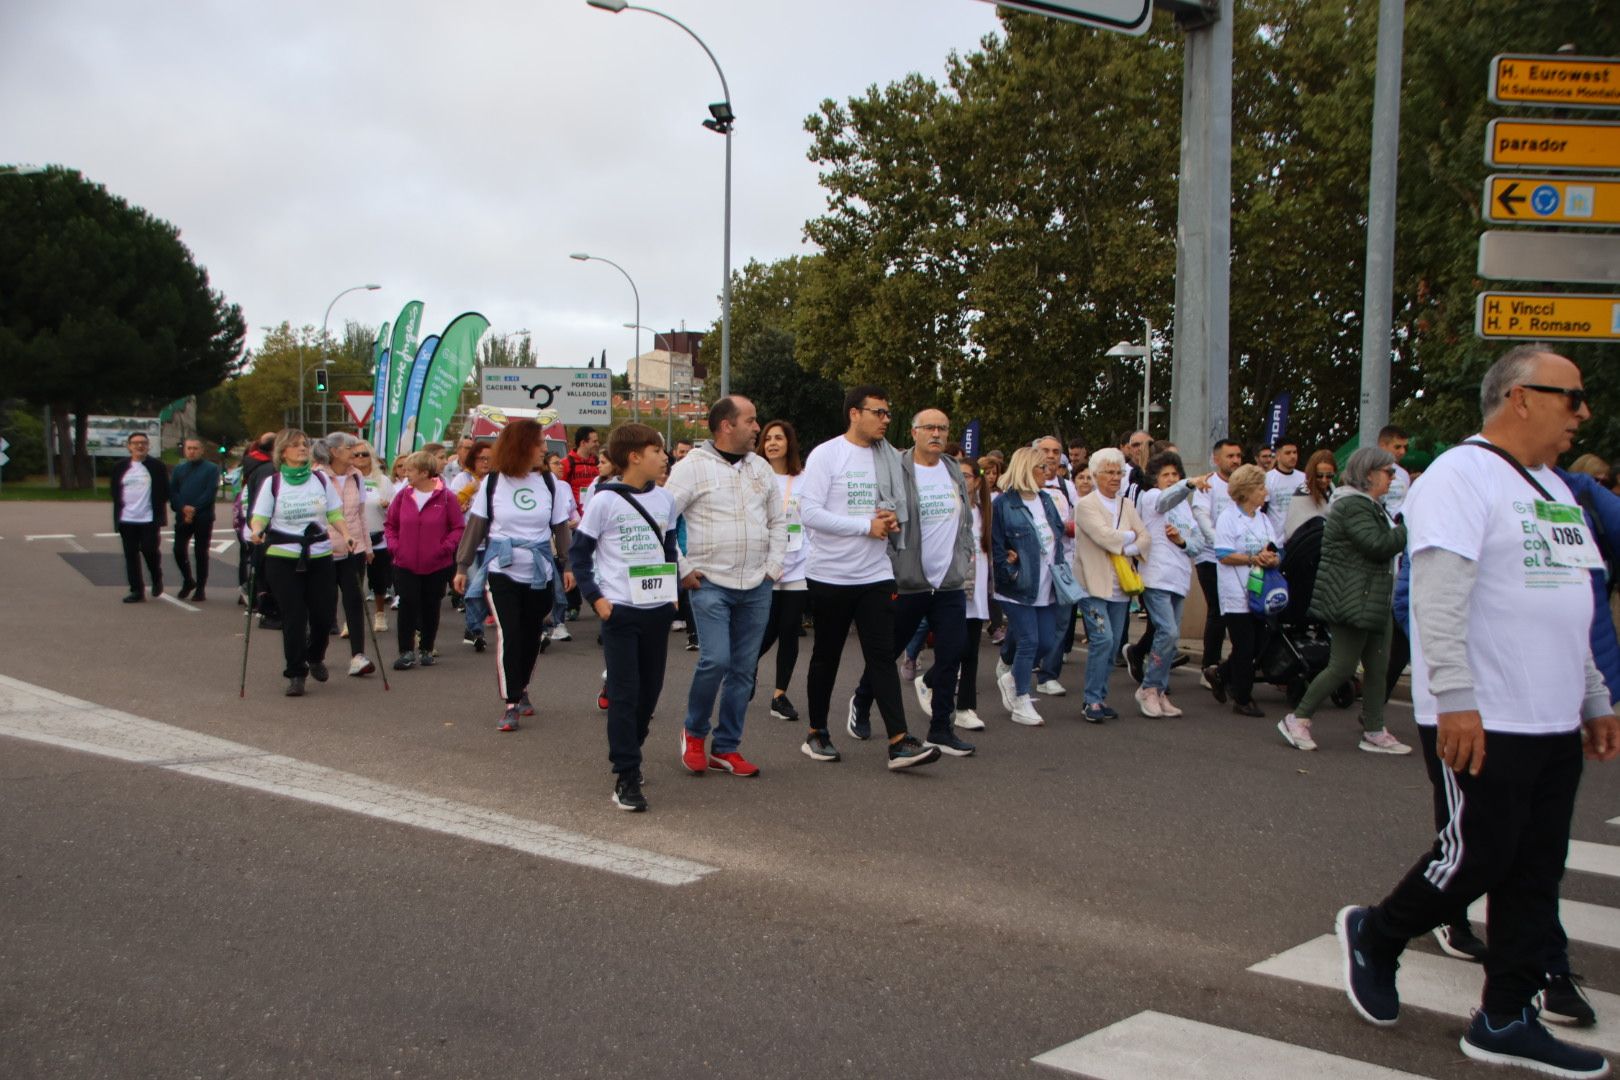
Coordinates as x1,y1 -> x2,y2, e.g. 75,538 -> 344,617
962,420 -> 982,460
1266,393 -> 1292,448
396,335 -> 441,455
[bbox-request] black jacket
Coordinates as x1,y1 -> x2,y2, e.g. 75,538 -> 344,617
111,457 -> 170,528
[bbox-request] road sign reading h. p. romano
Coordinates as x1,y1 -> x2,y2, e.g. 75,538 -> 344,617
1490,54 -> 1620,110
975,0 -> 1151,36
1476,292 -> 1620,343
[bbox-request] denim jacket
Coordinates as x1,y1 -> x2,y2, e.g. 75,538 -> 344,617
990,490 -> 1065,605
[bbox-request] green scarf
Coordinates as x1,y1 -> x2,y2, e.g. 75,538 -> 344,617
279,462 -> 312,485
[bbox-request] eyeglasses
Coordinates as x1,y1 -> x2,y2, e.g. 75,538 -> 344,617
914,423 -> 949,433
1314,471 -> 1337,480
861,407 -> 892,420
1516,384 -> 1589,411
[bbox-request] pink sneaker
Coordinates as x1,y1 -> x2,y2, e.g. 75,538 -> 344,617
1277,714 -> 1317,751
1360,729 -> 1412,755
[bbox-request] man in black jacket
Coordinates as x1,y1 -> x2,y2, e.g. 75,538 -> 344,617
169,437 -> 221,601
111,431 -> 169,603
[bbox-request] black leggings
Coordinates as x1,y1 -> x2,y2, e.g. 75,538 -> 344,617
395,565 -> 450,655
334,557 -> 367,656
118,522 -> 161,595
488,571 -> 548,704
757,588 -> 808,693
262,556 -> 336,678
1217,612 -> 1262,705
957,618 -> 984,710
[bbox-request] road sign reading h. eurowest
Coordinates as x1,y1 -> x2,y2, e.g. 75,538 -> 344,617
1476,292 -> 1620,343
1486,118 -> 1620,171
1484,175 -> 1620,227
1490,54 -> 1620,109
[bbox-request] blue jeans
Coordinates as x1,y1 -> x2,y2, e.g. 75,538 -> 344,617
904,617 -> 929,662
551,565 -> 568,627
1001,601 -> 1058,697
1139,588 -> 1185,691
1078,597 -> 1130,705
683,579 -> 774,753
1042,603 -> 1075,682
464,554 -> 489,636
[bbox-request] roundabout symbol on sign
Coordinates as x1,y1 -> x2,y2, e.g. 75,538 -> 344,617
1531,185 -> 1561,216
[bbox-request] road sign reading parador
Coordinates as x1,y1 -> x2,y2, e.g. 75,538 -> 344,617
1484,175 -> 1620,227
1490,54 -> 1620,110
1476,292 -> 1620,342
1486,119 -> 1620,171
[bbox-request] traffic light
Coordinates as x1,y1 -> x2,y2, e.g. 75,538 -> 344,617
314,367 -> 329,393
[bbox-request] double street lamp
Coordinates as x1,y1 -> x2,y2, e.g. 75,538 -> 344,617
311,283 -> 381,432
585,0 -> 733,398
570,252 -> 641,420
1106,318 -> 1155,436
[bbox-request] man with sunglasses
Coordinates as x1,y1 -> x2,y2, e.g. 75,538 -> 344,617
1377,425 -> 1411,516
1337,344 -> 1620,1078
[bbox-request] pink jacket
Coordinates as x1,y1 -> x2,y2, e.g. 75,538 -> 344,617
384,483 -> 466,574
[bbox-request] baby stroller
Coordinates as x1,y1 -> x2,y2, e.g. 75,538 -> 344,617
1255,516 -> 1357,708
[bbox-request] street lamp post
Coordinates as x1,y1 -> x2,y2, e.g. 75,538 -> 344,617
624,322 -> 677,446
585,0 -> 733,398
1106,318 -> 1155,435
571,253 -> 641,420
313,283 -> 381,432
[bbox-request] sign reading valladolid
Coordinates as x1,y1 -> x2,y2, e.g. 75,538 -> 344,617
479,367 -> 612,425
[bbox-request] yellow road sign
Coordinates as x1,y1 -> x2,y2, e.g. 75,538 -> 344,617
1484,175 -> 1620,226
1491,54 -> 1620,109
1486,119 -> 1620,171
1476,292 -> 1620,342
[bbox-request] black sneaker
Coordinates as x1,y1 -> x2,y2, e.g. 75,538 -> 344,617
802,731 -> 841,762
417,652 -> 437,667
769,694 -> 801,721
473,634 -> 486,653
392,652 -> 416,671
613,772 -> 648,812
887,735 -> 941,771
566,607 -> 580,622
1125,645 -> 1146,684
122,592 -> 144,604
847,696 -> 871,741
259,615 -> 283,631
1082,703 -> 1110,724
178,582 -> 195,600
308,661 -> 329,683
926,730 -> 976,757
1336,905 -> 1399,1026
1203,664 -> 1227,704
1171,651 -> 1191,669
1433,922 -> 1488,962
684,634 -> 699,652
463,630 -> 481,647
1540,973 -> 1598,1028
1232,701 -> 1264,718
1461,1007 -> 1608,1077
284,676 -> 306,697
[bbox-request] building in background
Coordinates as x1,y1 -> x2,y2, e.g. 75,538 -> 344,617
629,328 -> 707,414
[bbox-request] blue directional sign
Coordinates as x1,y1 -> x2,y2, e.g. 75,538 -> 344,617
1531,184 -> 1561,216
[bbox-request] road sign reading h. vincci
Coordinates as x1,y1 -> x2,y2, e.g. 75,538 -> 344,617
975,0 -> 1151,36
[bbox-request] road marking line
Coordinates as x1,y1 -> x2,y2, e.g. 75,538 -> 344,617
159,593 -> 199,613
94,532 -> 119,538
1569,840 -> 1620,880
0,674 -> 716,887
64,537 -> 86,552
1033,1010 -> 1425,1079
25,534 -> 75,540
1467,897 -> 1620,952
1250,935 -> 1620,1054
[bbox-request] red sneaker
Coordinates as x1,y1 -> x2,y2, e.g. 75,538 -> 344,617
681,732 -> 708,774
597,682 -> 610,711
707,750 -> 760,778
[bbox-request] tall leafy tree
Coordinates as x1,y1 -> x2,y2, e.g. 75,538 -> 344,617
0,167 -> 245,487
232,321 -> 376,437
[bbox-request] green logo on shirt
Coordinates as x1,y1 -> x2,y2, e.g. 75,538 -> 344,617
513,488 -> 537,511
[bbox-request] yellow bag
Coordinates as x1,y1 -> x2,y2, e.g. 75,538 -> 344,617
1110,552 -> 1146,596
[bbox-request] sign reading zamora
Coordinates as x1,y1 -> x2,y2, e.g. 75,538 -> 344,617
1490,54 -> 1620,109
1476,293 -> 1620,342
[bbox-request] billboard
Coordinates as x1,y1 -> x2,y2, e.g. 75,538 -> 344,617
52,415 -> 163,458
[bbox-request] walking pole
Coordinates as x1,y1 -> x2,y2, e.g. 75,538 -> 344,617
365,587 -> 391,692
239,541 -> 260,698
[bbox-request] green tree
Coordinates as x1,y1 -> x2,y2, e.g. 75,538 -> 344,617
0,402 -> 47,479
232,321 -> 376,437
0,167 -> 246,487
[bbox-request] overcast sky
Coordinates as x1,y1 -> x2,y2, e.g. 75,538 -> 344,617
1,0 -> 1008,376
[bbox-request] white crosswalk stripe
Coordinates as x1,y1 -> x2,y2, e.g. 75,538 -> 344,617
1569,839 -> 1620,880
1466,896 -> 1620,952
1033,1011 -> 1427,1079
1250,935 -> 1620,1055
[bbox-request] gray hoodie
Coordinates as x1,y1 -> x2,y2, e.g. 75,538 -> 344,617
888,450 -> 975,594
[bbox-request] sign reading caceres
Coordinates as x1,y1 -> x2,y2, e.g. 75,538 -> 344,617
1476,292 -> 1620,343
1490,55 -> 1620,110
1486,119 -> 1620,172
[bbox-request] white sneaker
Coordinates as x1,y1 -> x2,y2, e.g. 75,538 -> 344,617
996,671 -> 1018,712
340,623 -> 350,639
1036,679 -> 1067,697
390,595 -> 400,610
1010,694 -> 1045,726
671,619 -> 686,631
995,658 -> 1011,681
549,624 -> 572,641
372,612 -> 388,633
1134,687 -> 1163,717
913,674 -> 932,714
1360,729 -> 1413,755
952,708 -> 985,731
1278,713 -> 1318,751
1155,690 -> 1184,717
348,654 -> 375,677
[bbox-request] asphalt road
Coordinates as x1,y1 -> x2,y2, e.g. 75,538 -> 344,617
3,501 -> 1618,1079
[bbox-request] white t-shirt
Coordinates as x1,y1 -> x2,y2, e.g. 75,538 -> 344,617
1193,473 -> 1233,565
1137,484 -> 1198,597
799,437 -> 891,586
470,472 -> 571,585
967,505 -> 989,621
251,473 -> 343,559
576,485 -> 676,608
1382,463 -> 1411,517
361,474 -> 393,544
1043,476 -> 1079,562
120,462 -> 153,524
914,459 -> 962,589
1407,441 -> 1592,734
774,472 -> 809,585
1265,468 -> 1299,536
995,494 -> 1055,607
1213,505 -> 1277,615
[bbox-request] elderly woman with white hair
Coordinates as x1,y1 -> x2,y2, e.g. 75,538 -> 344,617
1073,447 -> 1150,723
1278,446 -> 1409,753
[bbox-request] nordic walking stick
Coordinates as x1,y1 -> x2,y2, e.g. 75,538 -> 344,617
239,539 -> 261,698
365,587 -> 391,691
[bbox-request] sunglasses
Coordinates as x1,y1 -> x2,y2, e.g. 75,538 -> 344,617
354,452 -> 372,458
1315,471 -> 1337,480
1517,384 -> 1589,411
